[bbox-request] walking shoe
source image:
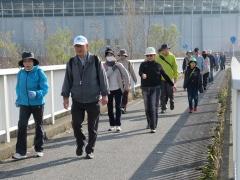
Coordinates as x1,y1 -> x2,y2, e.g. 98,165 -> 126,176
12,153 -> 27,160
150,129 -> 156,133
161,110 -> 166,114
189,109 -> 193,113
116,126 -> 122,132
108,126 -> 116,131
204,87 -> 207,90
121,108 -> 127,114
170,103 -> 174,110
36,151 -> 44,157
76,146 -> 83,156
86,153 -> 94,159
194,107 -> 198,112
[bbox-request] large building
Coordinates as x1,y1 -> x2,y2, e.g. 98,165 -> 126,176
0,0 -> 240,55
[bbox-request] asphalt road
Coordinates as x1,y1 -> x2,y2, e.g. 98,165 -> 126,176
0,70 -> 226,180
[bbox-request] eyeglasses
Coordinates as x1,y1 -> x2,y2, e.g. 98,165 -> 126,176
146,55 -> 154,57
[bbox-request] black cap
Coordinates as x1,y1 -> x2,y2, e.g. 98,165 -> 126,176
159,44 -> 171,52
18,52 -> 39,67
194,48 -> 199,52
105,47 -> 115,57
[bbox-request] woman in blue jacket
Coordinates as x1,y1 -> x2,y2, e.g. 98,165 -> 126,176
13,52 -> 49,160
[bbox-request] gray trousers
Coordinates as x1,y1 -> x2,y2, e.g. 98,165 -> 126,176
142,86 -> 161,130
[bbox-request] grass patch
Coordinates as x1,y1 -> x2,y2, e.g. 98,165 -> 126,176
200,69 -> 231,180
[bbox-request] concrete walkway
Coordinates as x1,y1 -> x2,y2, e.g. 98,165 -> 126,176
0,70 -> 227,180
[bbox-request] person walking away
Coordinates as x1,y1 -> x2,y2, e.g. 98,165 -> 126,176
139,47 -> 174,133
202,51 -> 210,90
104,47 -> 130,132
61,35 -> 109,159
155,44 -> 178,114
13,52 -> 49,159
183,57 -> 203,113
117,49 -> 137,114
182,51 -> 192,73
220,52 -> 226,70
207,50 -> 216,83
214,53 -> 220,71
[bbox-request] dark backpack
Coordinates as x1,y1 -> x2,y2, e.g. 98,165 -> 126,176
68,55 -> 100,86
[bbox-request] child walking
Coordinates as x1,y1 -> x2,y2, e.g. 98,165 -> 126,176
13,52 -> 49,159
183,57 -> 203,113
139,47 -> 174,133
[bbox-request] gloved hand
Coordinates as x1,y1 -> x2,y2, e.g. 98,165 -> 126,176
15,102 -> 20,108
28,91 -> 37,99
199,87 -> 204,93
112,65 -> 118,71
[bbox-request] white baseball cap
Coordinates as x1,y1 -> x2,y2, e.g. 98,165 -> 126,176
144,47 -> 157,55
73,35 -> 88,46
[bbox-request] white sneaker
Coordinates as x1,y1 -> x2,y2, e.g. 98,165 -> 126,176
151,129 -> 156,133
116,126 -> 122,132
36,151 -> 44,157
108,126 -> 116,131
12,153 -> 27,160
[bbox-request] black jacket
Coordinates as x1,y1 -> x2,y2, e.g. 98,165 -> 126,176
208,54 -> 216,69
183,66 -> 203,92
139,61 -> 174,87
182,57 -> 190,72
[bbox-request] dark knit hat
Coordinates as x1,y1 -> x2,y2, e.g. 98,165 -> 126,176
105,47 -> 115,57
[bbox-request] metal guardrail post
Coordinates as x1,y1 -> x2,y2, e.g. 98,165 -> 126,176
231,57 -> 240,180
50,70 -> 55,124
3,75 -> 10,143
131,62 -> 136,95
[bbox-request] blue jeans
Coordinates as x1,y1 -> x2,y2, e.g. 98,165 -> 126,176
209,68 -> 214,82
187,87 -> 198,110
142,86 -> 160,130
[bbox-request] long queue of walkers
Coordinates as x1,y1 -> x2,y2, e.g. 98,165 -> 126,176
11,35 -> 223,160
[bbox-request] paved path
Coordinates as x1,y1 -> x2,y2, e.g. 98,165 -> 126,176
0,70 -> 226,180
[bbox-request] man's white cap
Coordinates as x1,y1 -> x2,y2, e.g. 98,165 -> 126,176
73,35 -> 88,46
144,47 -> 157,55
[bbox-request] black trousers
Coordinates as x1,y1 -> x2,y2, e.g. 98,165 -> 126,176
16,105 -> 44,155
71,100 -> 100,154
203,72 -> 209,89
107,89 -> 123,126
121,90 -> 129,109
161,81 -> 174,110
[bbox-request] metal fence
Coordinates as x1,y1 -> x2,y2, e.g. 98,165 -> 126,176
231,57 -> 240,180
0,0 -> 239,18
0,58 -> 183,143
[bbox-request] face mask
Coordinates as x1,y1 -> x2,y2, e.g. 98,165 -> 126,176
106,56 -> 116,62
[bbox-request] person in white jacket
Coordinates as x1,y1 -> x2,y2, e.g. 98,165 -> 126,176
103,47 -> 130,132
202,51 -> 210,90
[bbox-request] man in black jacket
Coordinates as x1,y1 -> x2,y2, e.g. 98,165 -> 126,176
61,35 -> 109,159
207,51 -> 216,83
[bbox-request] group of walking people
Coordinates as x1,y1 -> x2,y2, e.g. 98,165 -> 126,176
12,34 -> 221,160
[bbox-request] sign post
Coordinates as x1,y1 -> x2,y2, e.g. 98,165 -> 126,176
230,36 -> 237,57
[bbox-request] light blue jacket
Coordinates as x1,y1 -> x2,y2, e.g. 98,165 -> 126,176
16,66 -> 49,106
195,55 -> 204,72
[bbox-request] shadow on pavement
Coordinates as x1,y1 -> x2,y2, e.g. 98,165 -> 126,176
0,157 -> 82,179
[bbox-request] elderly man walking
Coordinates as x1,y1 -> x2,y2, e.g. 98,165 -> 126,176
61,35 -> 109,159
